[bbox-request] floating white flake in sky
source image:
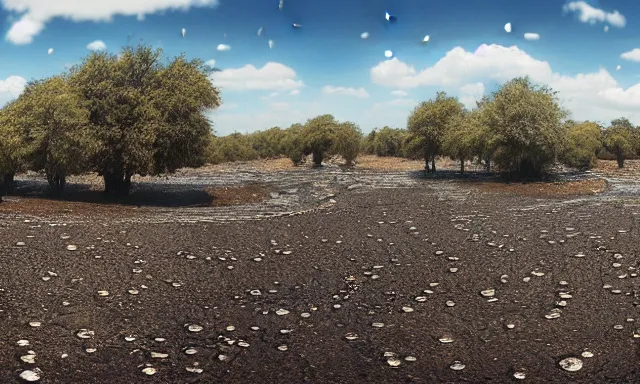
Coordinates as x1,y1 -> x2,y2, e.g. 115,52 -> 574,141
616,64 -> 621,70
47,48 -> 53,55
279,0 -> 283,10
423,35 -> 430,43
504,23 -> 512,33
257,27 -> 263,36
361,32 -> 369,39
293,23 -> 302,28
268,39 -> 274,49
385,12 -> 397,22
524,32 -> 540,40
217,44 -> 231,51
181,28 -> 186,38
384,50 -> 393,58
604,25 -> 609,32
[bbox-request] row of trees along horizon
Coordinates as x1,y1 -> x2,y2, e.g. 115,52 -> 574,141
2,44 -> 640,198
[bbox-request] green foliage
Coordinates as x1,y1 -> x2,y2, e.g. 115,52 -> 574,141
0,100 -> 30,194
482,77 -> 567,177
361,129 -> 376,155
603,119 -> 636,168
332,121 -> 362,166
282,123 -> 305,165
442,110 -> 484,173
560,121 -> 603,169
207,133 -> 259,163
372,126 -> 407,157
69,44 -> 220,195
407,92 -> 465,171
301,114 -> 339,166
9,76 -> 95,193
250,127 -> 286,159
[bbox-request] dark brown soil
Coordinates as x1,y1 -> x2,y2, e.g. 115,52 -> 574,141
465,178 -> 607,198
206,183 -> 272,207
1,181 -> 639,384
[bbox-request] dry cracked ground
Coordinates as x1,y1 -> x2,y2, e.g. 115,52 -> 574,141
1,157 -> 639,383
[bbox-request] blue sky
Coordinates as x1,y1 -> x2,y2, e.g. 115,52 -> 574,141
2,0 -> 640,135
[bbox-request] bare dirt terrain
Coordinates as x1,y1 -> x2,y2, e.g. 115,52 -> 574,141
1,158 -> 639,383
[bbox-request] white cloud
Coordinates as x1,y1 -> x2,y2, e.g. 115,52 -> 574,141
290,89 -> 300,96
563,1 -> 626,28
321,85 -> 370,98
210,62 -> 304,91
205,59 -> 216,67
86,40 -> 107,51
2,0 -> 220,44
621,49 -> 640,63
523,33 -> 540,41
209,103 -> 322,135
0,75 -> 27,106
370,43 -> 640,125
459,82 -> 485,109
391,90 -> 408,97
217,44 -> 231,51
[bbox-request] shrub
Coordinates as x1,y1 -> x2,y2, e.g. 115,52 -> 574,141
373,127 -> 407,157
332,121 -> 362,166
560,121 -> 603,169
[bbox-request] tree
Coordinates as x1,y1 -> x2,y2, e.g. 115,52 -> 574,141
69,44 -> 220,196
250,127 -> 286,158
560,121 -> 603,169
361,129 -> 377,155
483,77 -> 567,178
373,126 -> 407,157
9,76 -> 94,194
301,114 -> 338,167
150,56 -> 221,174
603,119 -> 635,168
407,92 -> 464,173
283,123 -> 305,165
0,100 -> 31,199
442,110 -> 483,173
332,121 -> 362,166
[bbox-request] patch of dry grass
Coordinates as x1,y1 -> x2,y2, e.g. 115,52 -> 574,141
205,183 -> 273,207
466,178 -> 607,198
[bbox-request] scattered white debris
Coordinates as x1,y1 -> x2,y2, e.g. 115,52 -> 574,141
504,23 -> 512,33
360,32 -> 369,39
268,40 -> 274,49
422,35 -> 430,43
47,48 -> 54,55
450,361 -> 466,371
559,357 -> 583,372
217,44 -> 231,51
257,27 -> 263,36
181,28 -> 186,38
276,309 -> 290,316
142,367 -> 157,375
616,65 -> 621,71
151,352 -> 169,359
20,369 -> 42,381
188,324 -> 204,333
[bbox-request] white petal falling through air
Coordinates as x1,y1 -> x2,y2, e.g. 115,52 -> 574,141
423,35 -> 430,43
268,40 -> 274,49
385,50 -> 393,58
257,27 -> 264,36
217,44 -> 231,51
604,25 -> 609,32
524,32 -> 540,41
47,48 -> 54,55
279,0 -> 284,10
385,12 -> 397,22
616,64 -> 621,71
361,32 -> 369,39
504,23 -> 512,33
181,28 -> 186,38
293,23 -> 302,28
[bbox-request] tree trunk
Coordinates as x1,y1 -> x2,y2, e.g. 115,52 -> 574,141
617,153 -> 625,169
431,155 -> 436,173
424,157 -> 430,173
460,159 -> 465,174
103,169 -> 132,196
312,151 -> 323,167
3,172 -> 15,194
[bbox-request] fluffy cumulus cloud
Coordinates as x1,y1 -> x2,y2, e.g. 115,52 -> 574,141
620,49 -> 640,63
210,62 -> 304,91
0,75 -> 27,106
321,85 -> 370,98
86,40 -> 107,51
370,43 -> 640,124
2,0 -> 219,44
563,1 -> 626,28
